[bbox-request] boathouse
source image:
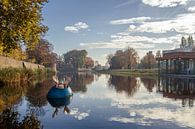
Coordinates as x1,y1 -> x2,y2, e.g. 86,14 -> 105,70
157,36 -> 195,75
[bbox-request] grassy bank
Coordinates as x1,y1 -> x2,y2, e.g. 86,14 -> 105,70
0,67 -> 55,85
0,67 -> 55,111
97,69 -> 159,77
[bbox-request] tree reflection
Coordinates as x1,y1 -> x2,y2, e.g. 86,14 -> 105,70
108,75 -> 140,96
25,79 -> 54,116
70,72 -> 94,93
140,78 -> 157,92
157,77 -> 195,107
0,108 -> 42,129
0,84 -> 24,112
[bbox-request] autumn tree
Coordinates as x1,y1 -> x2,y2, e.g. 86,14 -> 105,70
124,47 -> 139,69
26,39 -> 57,67
63,50 -> 88,68
141,51 -> 156,69
85,57 -> 94,68
108,47 -> 139,69
0,0 -> 48,56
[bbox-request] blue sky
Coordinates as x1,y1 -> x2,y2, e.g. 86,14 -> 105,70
42,0 -> 195,65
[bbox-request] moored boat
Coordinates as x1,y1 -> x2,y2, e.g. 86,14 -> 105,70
47,86 -> 73,99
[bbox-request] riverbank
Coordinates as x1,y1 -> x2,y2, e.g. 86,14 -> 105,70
0,55 -> 44,69
0,67 -> 55,85
0,67 -> 55,110
97,69 -> 158,77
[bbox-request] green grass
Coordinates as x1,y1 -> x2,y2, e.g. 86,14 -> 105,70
97,69 -> 159,78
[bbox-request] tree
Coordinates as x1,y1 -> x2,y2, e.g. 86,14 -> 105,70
141,51 -> 156,69
124,47 -> 139,69
63,50 -> 88,68
106,54 -> 113,66
108,47 -> 139,69
180,36 -> 194,48
156,50 -> 161,58
110,56 -> 121,69
85,57 -> 94,68
0,0 -> 48,54
187,35 -> 194,47
26,39 -> 57,67
180,36 -> 187,48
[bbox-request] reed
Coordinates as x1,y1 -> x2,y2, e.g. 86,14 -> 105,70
0,67 -> 55,84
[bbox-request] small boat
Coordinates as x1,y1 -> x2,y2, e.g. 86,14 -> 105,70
47,96 -> 72,108
47,86 -> 73,99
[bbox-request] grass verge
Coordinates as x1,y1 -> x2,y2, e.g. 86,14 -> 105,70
97,69 -> 159,78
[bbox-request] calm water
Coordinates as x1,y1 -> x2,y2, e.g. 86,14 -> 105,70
0,73 -> 195,129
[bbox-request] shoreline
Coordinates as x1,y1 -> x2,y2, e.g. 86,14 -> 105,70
95,69 -> 158,77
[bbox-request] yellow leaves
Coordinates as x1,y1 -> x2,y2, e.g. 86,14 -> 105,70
0,43 -> 4,55
0,99 -> 5,112
0,0 -> 48,54
1,0 -> 10,10
6,47 -> 26,60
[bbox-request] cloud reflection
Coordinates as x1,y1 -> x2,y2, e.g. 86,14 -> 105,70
109,83 -> 195,128
109,116 -> 152,126
69,108 -> 90,120
74,75 -> 195,128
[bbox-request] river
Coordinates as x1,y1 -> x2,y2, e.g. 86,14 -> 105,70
0,73 -> 195,129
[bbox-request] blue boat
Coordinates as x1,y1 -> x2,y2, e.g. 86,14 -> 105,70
47,86 -> 73,99
47,96 -> 72,108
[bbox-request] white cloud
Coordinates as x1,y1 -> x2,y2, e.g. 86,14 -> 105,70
110,12 -> 195,34
64,22 -> 89,33
80,11 -> 195,63
80,33 -> 182,59
110,17 -> 151,25
188,6 -> 195,12
80,40 -> 154,50
80,34 -> 179,50
114,0 -> 137,8
128,12 -> 195,34
142,0 -> 190,8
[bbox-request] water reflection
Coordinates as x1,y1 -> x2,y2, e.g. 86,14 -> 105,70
140,78 -> 157,92
157,77 -> 195,107
1,73 -> 195,129
0,108 -> 42,129
0,85 -> 24,111
108,75 -> 140,96
26,80 -> 54,107
47,96 -> 72,118
25,79 -> 55,117
70,72 -> 94,93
